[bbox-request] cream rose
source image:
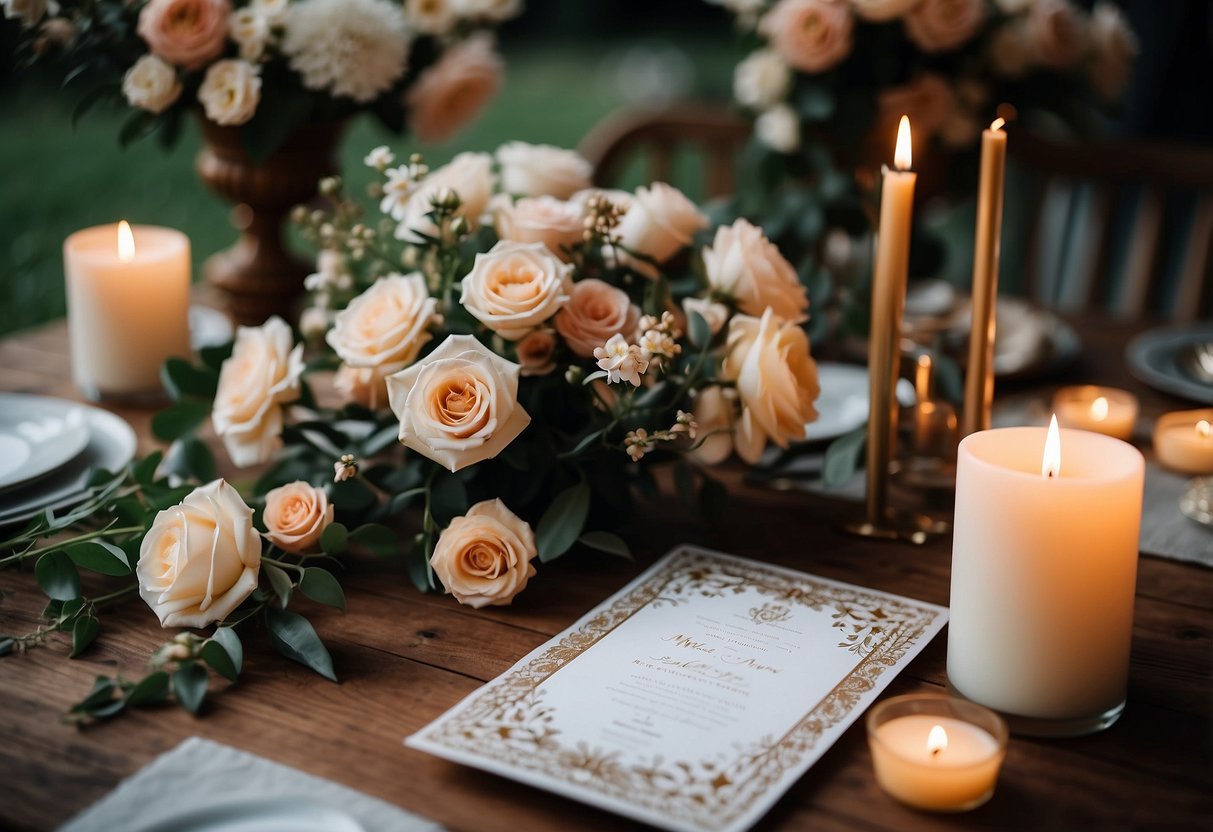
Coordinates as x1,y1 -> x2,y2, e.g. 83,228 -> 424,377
755,104 -> 801,154
904,0 -> 984,53
496,142 -> 593,200
326,273 -> 437,373
553,278 -> 639,358
516,329 -> 558,376
334,363 -> 393,410
722,309 -> 820,463
198,59 -> 262,126
493,195 -> 586,260
136,0 -> 230,70
263,480 -> 334,555
386,334 -> 531,472
122,54 -> 182,114
850,0 -> 920,21
431,499 -> 536,608
682,296 -> 730,336
1088,2 -> 1137,101
396,151 -> 495,242
460,241 -> 573,340
406,0 -> 457,34
733,49 -> 791,110
213,316 -> 304,467
759,0 -> 853,74
228,7 -> 270,62
137,479 -> 261,629
690,385 -> 737,465
615,182 -> 708,265
1026,0 -> 1086,71
703,219 -> 808,322
408,34 -> 503,144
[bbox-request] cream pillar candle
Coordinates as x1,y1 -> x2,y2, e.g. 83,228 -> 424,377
1154,409 -> 1213,474
65,222 -> 192,398
948,417 -> 1144,736
1053,385 -> 1139,440
867,694 -> 1007,813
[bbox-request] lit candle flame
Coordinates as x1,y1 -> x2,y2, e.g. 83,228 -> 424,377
990,117 -> 1006,132
1090,396 -> 1109,422
894,115 -> 912,171
927,724 -> 948,757
117,221 -> 135,263
1198,420 -> 1211,440
1042,414 -> 1061,479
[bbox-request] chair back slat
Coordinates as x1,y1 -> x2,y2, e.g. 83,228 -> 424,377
1173,195 -> 1213,323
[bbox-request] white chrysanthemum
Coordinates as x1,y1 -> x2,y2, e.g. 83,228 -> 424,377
282,0 -> 411,104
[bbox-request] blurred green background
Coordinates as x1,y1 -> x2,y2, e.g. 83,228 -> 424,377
0,2 -> 736,336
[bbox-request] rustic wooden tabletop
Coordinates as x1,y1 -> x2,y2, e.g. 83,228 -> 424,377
1,317 -> 1210,831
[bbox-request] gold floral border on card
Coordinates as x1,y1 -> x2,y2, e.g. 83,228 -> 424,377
416,547 -> 943,831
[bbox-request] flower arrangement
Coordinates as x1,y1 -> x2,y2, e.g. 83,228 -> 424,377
5,0 -> 521,153
0,140 -> 822,721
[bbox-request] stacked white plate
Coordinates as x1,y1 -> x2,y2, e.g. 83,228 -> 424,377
0,394 -> 137,527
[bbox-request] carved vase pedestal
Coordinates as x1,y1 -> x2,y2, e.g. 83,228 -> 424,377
195,119 -> 345,326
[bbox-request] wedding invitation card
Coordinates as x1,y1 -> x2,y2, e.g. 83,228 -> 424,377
407,546 -> 947,832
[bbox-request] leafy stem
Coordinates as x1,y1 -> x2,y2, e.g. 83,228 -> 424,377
0,524 -> 143,568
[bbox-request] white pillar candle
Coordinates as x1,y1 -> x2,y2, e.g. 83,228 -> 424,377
65,222 -> 192,398
867,694 -> 1007,813
1154,409 -> 1213,475
1052,385 -> 1139,440
948,418 -> 1144,735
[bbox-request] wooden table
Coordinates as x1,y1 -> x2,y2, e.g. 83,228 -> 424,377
2,318 -> 1210,831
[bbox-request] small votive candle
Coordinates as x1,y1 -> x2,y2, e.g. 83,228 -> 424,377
867,694 -> 1008,813
1052,385 -> 1139,440
1154,409 -> 1213,475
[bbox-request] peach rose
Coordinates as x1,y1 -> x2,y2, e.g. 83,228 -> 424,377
460,240 -> 573,340
614,182 -> 708,265
759,0 -> 853,74
334,363 -> 392,410
386,334 -> 531,472
722,309 -> 820,463
851,0 -> 921,21
326,273 -> 437,372
137,0 -> 230,71
553,278 -> 640,358
904,0 -> 984,54
496,142 -> 593,200
138,479 -> 261,628
213,316 -> 304,468
516,329 -> 558,376
690,385 -> 737,465
395,151 -> 494,242
1026,0 -> 1086,71
263,480 -> 333,554
431,498 -> 536,608
703,218 -> 809,322
408,33 -> 502,144
493,195 -> 586,261
1088,2 -> 1137,100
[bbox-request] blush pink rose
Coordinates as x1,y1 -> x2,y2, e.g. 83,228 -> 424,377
407,33 -> 503,144
759,0 -> 853,74
553,278 -> 640,359
137,0 -> 231,71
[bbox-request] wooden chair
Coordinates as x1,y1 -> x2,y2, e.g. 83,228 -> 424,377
577,104 -> 750,202
1004,133 -> 1213,322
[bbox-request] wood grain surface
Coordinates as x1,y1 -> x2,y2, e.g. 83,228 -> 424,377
1,318 -> 1209,832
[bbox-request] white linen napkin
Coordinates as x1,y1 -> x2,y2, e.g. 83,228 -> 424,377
58,736 -> 442,832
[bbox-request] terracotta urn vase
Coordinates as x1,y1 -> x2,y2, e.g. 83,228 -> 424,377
195,118 -> 345,325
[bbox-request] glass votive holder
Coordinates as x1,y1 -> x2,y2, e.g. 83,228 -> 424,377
1154,409 -> 1213,475
866,693 -> 1008,813
1052,385 -> 1139,440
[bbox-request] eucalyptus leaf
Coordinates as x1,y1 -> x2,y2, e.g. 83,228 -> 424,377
362,424 -> 400,457
66,540 -> 131,576
349,524 -> 397,558
266,608 -> 337,682
70,616 -> 100,658
405,535 -> 434,593
263,562 -> 294,609
429,474 -> 468,527
331,478 -> 376,513
151,399 -> 210,442
77,676 -> 118,711
320,522 -> 348,555
823,426 -> 867,488
559,427 -> 608,460
688,311 -> 711,350
172,662 -> 209,714
183,437 -> 217,482
536,481 -> 590,563
199,343 -> 233,372
578,531 -> 632,560
210,627 -> 243,675
132,452 -> 163,486
200,640 -> 239,682
161,357 -> 218,401
125,671 -> 170,707
35,552 -> 81,602
299,568 -> 346,612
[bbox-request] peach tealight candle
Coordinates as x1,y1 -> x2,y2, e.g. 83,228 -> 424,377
1052,385 -> 1139,440
1154,409 -> 1213,475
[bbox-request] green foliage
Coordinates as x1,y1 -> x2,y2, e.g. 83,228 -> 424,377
266,608 -> 337,682
823,426 -> 867,488
536,481 -> 591,563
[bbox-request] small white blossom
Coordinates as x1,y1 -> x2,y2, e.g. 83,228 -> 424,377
594,334 -> 649,387
334,454 -> 358,483
364,145 -> 395,171
299,306 -> 330,340
625,429 -> 651,462
380,166 -> 414,220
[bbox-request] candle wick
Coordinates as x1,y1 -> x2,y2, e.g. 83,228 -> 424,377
931,746 -> 941,758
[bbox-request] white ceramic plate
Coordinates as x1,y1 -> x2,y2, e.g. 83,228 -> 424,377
132,799 -> 364,832
190,305 -> 234,351
0,404 -> 136,526
1126,322 -> 1213,405
804,363 -> 916,443
0,394 -> 92,491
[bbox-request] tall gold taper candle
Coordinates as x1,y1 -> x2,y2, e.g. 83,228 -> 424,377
863,115 -> 917,530
962,118 -> 1008,437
